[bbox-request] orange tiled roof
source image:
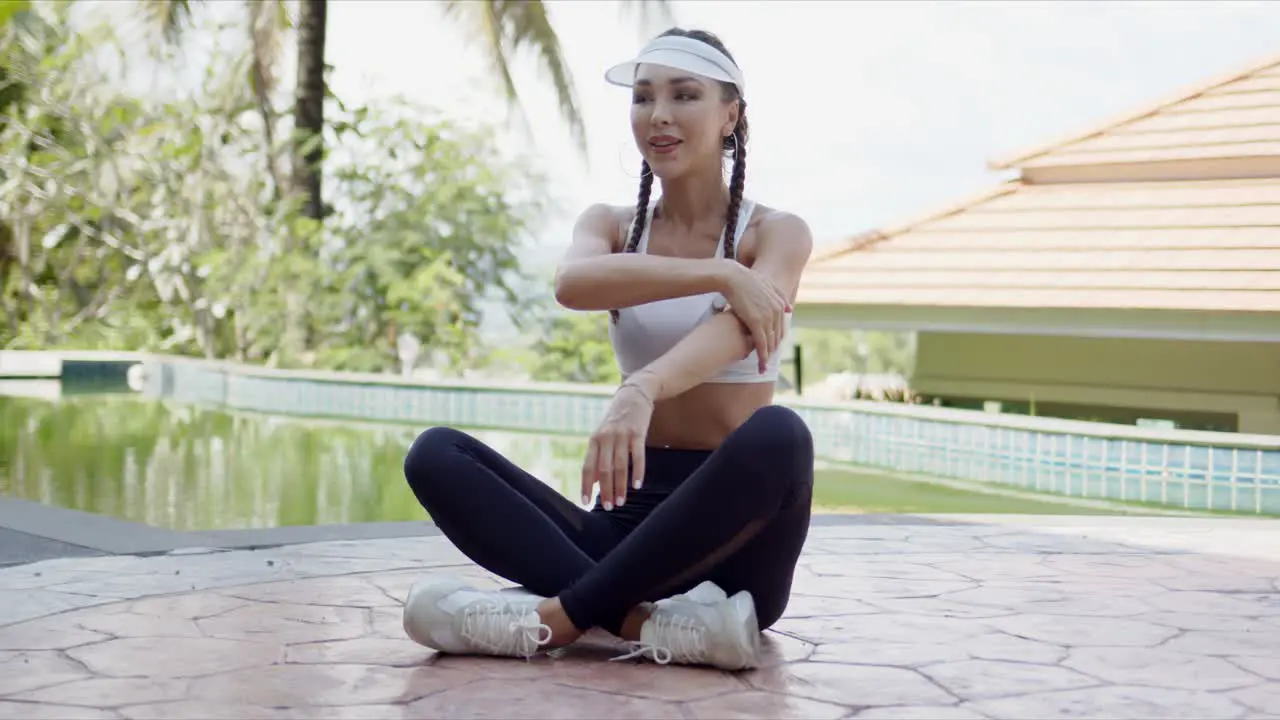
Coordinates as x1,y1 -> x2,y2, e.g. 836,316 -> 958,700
802,51 -> 1280,316
990,53 -> 1280,170
798,177 -> 1280,313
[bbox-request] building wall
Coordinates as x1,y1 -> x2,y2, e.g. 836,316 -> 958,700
912,332 -> 1280,434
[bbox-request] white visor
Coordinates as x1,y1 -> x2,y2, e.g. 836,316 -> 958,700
605,35 -> 745,97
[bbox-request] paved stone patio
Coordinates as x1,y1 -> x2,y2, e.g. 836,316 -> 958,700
1,515 -> 1278,719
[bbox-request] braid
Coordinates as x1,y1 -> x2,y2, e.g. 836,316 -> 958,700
721,116 -> 748,262
625,162 -> 654,255
610,161 -> 654,323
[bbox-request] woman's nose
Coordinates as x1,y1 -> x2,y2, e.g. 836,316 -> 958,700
650,98 -> 674,125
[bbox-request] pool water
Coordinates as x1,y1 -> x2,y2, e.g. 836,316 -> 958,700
0,392 -> 1120,532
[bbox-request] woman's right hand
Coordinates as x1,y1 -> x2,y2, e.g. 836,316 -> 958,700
720,262 -> 792,373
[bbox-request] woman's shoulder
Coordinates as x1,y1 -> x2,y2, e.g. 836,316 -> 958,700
574,203 -> 641,253
578,202 -> 639,224
747,203 -> 808,231
742,203 -> 813,260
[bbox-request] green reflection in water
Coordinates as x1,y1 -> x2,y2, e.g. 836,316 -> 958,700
0,393 -> 588,531
0,392 -> 1112,532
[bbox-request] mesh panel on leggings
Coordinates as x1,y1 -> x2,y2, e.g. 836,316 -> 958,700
641,516 -> 770,600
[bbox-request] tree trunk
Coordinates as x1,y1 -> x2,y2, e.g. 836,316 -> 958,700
292,0 -> 326,221
282,0 -> 327,365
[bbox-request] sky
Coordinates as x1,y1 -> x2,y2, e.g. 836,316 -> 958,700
316,0 -> 1280,266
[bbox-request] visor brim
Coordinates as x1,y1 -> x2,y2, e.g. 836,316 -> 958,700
604,50 -> 739,90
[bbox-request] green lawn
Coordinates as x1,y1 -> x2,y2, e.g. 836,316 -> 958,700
813,468 -> 1127,516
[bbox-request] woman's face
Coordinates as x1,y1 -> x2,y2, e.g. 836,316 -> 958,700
630,63 -> 738,180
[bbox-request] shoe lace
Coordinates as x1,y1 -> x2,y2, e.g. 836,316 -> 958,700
611,610 -> 706,665
459,600 -> 552,658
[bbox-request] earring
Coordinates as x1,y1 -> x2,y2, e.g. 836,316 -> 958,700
723,132 -> 739,159
617,141 -> 653,180
720,133 -> 739,178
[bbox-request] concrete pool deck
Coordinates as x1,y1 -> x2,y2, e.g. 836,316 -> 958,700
1,513 -> 1278,719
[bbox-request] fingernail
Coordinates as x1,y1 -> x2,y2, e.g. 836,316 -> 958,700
617,497 -> 626,507
603,501 -> 613,511
633,480 -> 641,490
582,495 -> 590,505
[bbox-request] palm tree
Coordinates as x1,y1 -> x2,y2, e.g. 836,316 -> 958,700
138,0 -> 672,221
139,0 -> 291,205
291,0 -> 324,219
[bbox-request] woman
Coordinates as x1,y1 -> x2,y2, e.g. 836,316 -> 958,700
401,27 -> 814,672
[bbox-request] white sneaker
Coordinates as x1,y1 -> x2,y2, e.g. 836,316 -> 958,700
497,586 -> 544,602
667,580 -> 729,606
613,589 -> 762,670
403,575 -> 552,659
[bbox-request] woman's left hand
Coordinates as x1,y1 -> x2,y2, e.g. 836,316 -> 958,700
582,381 -> 655,511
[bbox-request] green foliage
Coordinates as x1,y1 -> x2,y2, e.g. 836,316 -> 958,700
0,393 -> 430,530
0,0 -> 31,27
793,328 -> 916,384
310,102 -> 547,372
527,307 -> 621,385
0,10 -> 547,374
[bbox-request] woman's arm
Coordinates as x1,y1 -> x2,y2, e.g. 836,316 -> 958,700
553,203 -> 736,311
626,211 -> 814,401
581,211 -> 813,508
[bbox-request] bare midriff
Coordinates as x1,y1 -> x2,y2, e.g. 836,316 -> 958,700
644,380 -> 775,450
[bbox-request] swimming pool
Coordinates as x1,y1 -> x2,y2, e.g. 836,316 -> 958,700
4,351 -> 1278,519
1,390 -> 1144,532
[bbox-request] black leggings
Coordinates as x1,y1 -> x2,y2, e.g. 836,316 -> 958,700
403,404 -> 814,636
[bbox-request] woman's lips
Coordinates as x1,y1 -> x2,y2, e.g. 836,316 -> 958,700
649,135 -> 682,154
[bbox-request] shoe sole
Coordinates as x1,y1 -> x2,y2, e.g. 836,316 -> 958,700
402,574 -> 470,648
725,590 -> 763,670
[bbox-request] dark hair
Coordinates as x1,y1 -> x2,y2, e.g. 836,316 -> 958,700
610,28 -> 748,323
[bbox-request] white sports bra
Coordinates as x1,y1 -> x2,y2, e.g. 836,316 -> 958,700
608,198 -> 791,385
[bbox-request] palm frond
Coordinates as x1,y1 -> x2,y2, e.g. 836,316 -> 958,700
617,0 -> 676,39
137,0 -> 195,44
443,0 -> 586,155
245,0 -> 289,198
245,0 -> 287,100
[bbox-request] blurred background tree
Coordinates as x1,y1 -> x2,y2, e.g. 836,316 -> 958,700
0,0 -> 912,389
0,1 -> 548,371
793,328 -> 915,384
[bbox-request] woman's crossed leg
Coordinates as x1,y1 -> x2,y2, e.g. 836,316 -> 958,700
401,405 -> 814,670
